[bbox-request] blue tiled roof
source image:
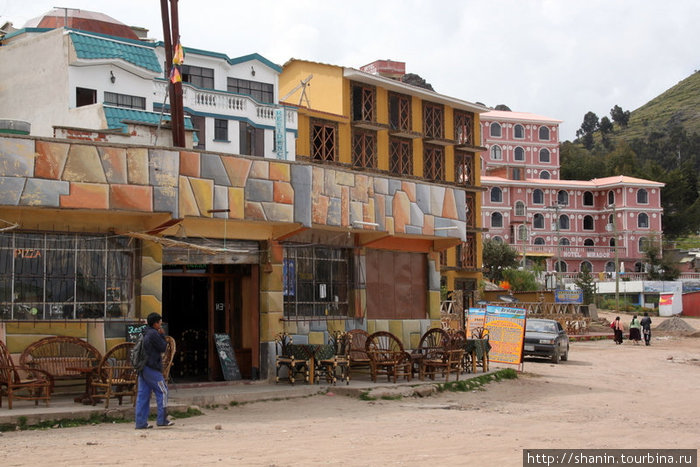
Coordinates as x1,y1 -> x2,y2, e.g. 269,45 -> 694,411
71,32 -> 161,73
103,106 -> 195,134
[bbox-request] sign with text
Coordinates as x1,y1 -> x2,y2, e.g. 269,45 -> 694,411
466,308 -> 486,337
214,333 -> 241,381
554,289 -> 583,304
484,305 -> 526,365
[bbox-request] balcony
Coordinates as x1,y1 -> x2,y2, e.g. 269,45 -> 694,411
512,244 -> 628,259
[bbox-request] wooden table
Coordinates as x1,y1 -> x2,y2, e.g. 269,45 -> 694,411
66,366 -> 97,404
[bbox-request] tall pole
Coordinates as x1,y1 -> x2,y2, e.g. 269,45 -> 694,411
548,204 -> 562,289
160,0 -> 186,148
610,204 -> 620,312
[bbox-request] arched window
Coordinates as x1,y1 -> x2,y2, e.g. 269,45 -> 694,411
637,189 -> 648,204
517,224 -> 528,241
515,201 -> 526,216
534,237 -> 545,245
558,214 -> 570,230
539,148 -> 550,163
583,215 -> 594,230
559,238 -> 570,245
634,261 -> 644,273
532,189 -> 544,204
608,190 -> 615,206
539,126 -> 550,140
580,261 -> 593,273
583,191 -> 593,206
584,238 -> 595,252
491,212 -> 503,228
492,236 -> 503,243
490,122 -> 502,137
609,238 -> 616,247
490,145 -> 502,160
490,187 -> 503,203
514,124 -> 524,139
638,213 -> 649,228
639,237 -> 649,253
539,171 -> 551,179
555,260 -> 567,272
605,261 -> 615,273
514,146 -> 525,161
533,213 -> 545,229
557,190 -> 569,206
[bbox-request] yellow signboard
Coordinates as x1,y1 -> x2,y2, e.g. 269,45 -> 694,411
484,305 -> 526,365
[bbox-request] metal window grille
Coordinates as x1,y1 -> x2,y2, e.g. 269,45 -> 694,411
311,120 -> 337,162
454,111 -> 474,145
454,152 -> 474,186
423,145 -> 444,181
352,130 -> 377,169
423,103 -> 444,139
389,138 -> 413,176
352,83 -> 376,122
389,92 -> 411,131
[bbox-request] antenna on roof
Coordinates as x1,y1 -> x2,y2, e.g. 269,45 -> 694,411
281,74 -> 313,107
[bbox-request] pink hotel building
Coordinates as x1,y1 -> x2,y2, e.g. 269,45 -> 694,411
479,110 -> 664,281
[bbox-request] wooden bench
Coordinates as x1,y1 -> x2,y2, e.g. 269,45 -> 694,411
20,336 -> 102,391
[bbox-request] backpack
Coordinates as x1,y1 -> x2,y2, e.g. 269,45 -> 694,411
130,334 -> 147,371
610,321 -> 616,329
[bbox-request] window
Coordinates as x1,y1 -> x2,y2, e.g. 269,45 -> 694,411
557,190 -> 569,206
454,111 -> 474,145
490,187 -> 503,203
539,126 -> 550,140
584,238 -> 595,248
352,83 -> 376,122
491,212 -> 503,228
283,245 -> 352,319
490,122 -> 502,137
0,233 -> 134,320
515,201 -> 526,216
190,115 -> 206,150
533,189 -> 544,204
559,238 -> 570,245
534,237 -> 545,245
517,225 -> 528,241
389,92 -> 411,131
214,119 -> 228,141
512,167 -> 522,180
558,214 -> 570,230
638,213 -> 649,228
352,130 -> 377,169
104,91 -> 146,110
583,191 -> 594,206
311,120 -> 337,162
580,261 -> 593,272
423,103 -> 444,139
533,213 -> 544,229
514,124 -> 524,139
239,122 -> 264,156
455,152 -> 474,186
514,146 -> 525,161
639,237 -> 649,253
490,145 -> 502,160
76,87 -> 96,107
583,215 -> 594,230
555,260 -> 567,272
423,145 -> 444,181
227,78 -> 274,103
609,238 -> 616,247
492,236 -> 503,243
608,190 -> 615,206
539,148 -> 550,163
637,189 -> 648,204
539,171 -> 551,179
457,233 -> 477,268
389,138 -> 412,176
182,65 -> 214,89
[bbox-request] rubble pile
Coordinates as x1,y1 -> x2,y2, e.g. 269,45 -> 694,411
655,316 -> 696,332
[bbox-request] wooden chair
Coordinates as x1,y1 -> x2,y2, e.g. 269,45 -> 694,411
0,339 -> 52,409
416,328 -> 463,381
274,333 -> 311,385
365,331 -> 412,383
448,330 -> 471,373
315,332 -> 351,385
347,329 -> 370,372
412,328 -> 451,378
162,336 -> 177,382
90,342 -> 137,408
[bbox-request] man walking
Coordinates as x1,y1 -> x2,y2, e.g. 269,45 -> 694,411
135,312 -> 174,429
640,312 -> 653,346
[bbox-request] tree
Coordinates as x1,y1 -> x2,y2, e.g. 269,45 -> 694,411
642,239 -> 680,281
494,104 -> 512,111
576,111 -> 600,150
610,105 -> 630,128
482,238 -> 519,283
502,268 -> 539,292
599,116 -> 614,149
574,265 -> 596,305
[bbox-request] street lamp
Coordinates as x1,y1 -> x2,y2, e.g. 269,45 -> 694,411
547,204 -> 562,289
606,204 -> 620,312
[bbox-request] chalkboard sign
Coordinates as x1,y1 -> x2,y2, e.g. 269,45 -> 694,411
125,323 -> 169,342
214,333 -> 241,381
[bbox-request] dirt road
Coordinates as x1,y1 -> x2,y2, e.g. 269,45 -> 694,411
2,330 -> 699,467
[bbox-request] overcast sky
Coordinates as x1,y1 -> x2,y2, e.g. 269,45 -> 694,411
2,0 -> 698,141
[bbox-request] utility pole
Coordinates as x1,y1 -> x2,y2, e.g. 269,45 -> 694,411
607,204 -> 620,311
547,204 -> 562,289
160,0 -> 186,147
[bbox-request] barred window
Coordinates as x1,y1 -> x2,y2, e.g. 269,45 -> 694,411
455,152 -> 474,186
423,144 -> 444,181
389,92 -> 411,131
352,83 -> 376,122
352,130 -> 377,169
454,111 -> 474,145
283,245 -> 352,319
0,233 -> 135,320
390,137 -> 412,176
311,120 -> 337,162
423,103 -> 444,139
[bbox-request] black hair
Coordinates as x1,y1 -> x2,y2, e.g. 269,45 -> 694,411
147,312 -> 162,327
615,316 -> 620,320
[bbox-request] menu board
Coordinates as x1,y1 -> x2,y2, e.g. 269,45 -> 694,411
214,333 -> 241,381
484,305 -> 527,365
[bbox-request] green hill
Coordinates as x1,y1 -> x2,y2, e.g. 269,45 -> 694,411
614,70 -> 700,141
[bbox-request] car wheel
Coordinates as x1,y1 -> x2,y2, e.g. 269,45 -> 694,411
561,345 -> 568,362
551,347 -> 560,364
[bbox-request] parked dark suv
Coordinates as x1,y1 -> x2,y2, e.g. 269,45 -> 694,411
523,318 -> 569,363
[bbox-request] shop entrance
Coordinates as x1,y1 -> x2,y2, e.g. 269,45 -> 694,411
162,264 -> 258,382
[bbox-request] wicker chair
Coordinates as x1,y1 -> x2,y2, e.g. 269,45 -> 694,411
347,329 -> 370,372
448,330 -> 471,373
274,333 -> 311,385
0,339 -> 52,409
20,336 -> 102,391
162,336 -> 177,382
90,342 -> 137,408
315,332 -> 351,385
416,328 -> 462,381
365,331 -> 412,383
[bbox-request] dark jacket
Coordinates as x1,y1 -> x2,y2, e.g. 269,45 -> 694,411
640,316 -> 652,330
143,326 -> 167,371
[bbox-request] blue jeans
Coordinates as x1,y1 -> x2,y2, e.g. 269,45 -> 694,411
135,366 -> 168,427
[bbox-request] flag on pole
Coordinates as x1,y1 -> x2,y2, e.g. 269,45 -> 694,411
172,42 -> 185,66
169,66 -> 182,83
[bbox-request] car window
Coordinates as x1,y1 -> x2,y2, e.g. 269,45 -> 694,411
526,321 -> 556,333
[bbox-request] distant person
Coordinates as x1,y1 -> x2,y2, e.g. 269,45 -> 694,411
135,312 -> 174,429
629,314 -> 642,345
640,312 -> 653,346
612,316 -> 624,345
